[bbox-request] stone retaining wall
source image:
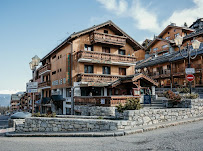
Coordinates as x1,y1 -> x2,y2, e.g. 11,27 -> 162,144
15,118 -> 122,132
15,99 -> 203,133
74,105 -> 116,116
121,99 -> 203,127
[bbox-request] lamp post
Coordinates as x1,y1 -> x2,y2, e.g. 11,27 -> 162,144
174,35 -> 201,94
29,55 -> 40,114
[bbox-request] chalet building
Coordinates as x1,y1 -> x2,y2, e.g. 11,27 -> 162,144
35,20 -> 158,115
135,19 -> 203,88
10,94 -> 22,112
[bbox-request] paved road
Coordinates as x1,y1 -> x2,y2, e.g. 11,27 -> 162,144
0,115 -> 9,129
0,120 -> 203,151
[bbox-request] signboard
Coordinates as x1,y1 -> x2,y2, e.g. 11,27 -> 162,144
144,95 -> 151,104
27,89 -> 38,93
186,74 -> 195,82
185,68 -> 195,74
26,82 -> 38,89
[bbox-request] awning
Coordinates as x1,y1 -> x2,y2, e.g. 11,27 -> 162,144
41,97 -> 51,104
51,95 -> 65,101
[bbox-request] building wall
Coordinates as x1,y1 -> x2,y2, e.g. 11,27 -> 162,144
51,44 -> 71,90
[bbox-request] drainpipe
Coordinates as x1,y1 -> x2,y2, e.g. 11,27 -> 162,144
68,41 -> 74,115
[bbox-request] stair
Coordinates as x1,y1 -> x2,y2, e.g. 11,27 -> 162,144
142,97 -> 166,109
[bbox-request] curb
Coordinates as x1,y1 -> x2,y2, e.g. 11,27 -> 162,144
5,116 -> 203,137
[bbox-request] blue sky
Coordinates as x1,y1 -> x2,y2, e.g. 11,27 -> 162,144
0,0 -> 202,94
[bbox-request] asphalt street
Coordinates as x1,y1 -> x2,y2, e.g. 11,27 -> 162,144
0,120 -> 203,151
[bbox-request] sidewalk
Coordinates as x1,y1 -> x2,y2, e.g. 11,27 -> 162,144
5,116 -> 203,137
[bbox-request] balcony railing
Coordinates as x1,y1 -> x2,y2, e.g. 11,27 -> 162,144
191,64 -> 202,73
39,64 -> 51,75
173,68 -> 185,76
38,81 -> 51,88
74,73 -> 125,85
160,69 -> 171,78
150,72 -> 159,79
74,96 -> 140,107
90,31 -> 126,46
77,50 -> 137,65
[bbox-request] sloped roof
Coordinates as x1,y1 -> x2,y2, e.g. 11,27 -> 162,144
158,25 -> 194,39
110,73 -> 158,87
135,52 -> 178,69
41,20 -> 143,62
145,37 -> 174,50
183,28 -> 203,40
170,47 -> 203,62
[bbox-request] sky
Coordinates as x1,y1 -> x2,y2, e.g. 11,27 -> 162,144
0,0 -> 202,94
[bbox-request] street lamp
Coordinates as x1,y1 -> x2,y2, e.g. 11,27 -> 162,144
29,55 -> 40,114
174,35 -> 201,94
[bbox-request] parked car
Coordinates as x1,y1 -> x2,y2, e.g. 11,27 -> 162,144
10,112 -> 31,119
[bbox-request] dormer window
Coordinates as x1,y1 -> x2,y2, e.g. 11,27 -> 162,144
153,48 -> 158,52
174,33 -> 179,38
165,36 -> 170,40
104,30 -> 108,34
162,45 -> 168,49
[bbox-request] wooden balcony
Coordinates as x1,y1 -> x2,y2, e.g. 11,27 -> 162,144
74,96 -> 140,107
38,81 -> 51,89
172,68 -> 185,76
90,31 -> 126,46
191,64 -> 202,73
150,72 -> 160,79
77,50 -> 136,66
160,69 -> 171,78
39,64 -> 51,75
75,73 -> 125,86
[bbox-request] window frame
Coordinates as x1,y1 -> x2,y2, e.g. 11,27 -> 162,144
102,66 -> 111,74
84,65 -> 94,73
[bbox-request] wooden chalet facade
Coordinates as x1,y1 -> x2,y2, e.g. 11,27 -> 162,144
136,20 -> 203,88
34,20 -> 158,114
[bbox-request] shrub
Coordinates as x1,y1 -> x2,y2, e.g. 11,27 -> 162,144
164,90 -> 181,102
32,112 -> 41,117
32,112 -> 57,117
116,98 -> 141,113
177,87 -> 190,93
183,93 -> 199,99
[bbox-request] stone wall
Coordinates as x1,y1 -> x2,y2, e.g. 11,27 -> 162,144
15,117 -> 121,132
15,99 -> 203,133
74,105 -> 116,116
121,99 -> 203,127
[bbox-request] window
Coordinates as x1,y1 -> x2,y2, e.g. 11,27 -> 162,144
118,49 -> 125,55
52,71 -> 56,75
163,52 -> 169,56
52,55 -> 56,59
165,36 -> 170,40
168,32 -> 170,34
174,33 -> 179,37
162,45 -> 168,49
119,68 -> 126,75
153,48 -> 158,51
84,65 -> 93,73
102,47 -> 110,53
60,68 -> 62,72
58,56 -> 60,59
174,29 -> 176,32
104,30 -> 108,34
60,55 -> 62,58
84,44 -> 92,51
103,66 -> 110,74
